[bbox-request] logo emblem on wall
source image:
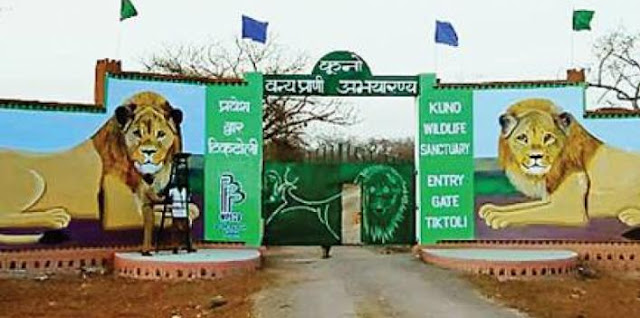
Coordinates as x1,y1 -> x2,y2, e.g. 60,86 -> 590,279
219,173 -> 246,223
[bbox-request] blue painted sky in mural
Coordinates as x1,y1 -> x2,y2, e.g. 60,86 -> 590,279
0,78 -> 205,153
474,87 -> 640,158
0,109 -> 107,152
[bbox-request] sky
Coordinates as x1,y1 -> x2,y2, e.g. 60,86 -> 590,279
0,78 -> 207,152
0,0 -> 633,140
473,87 -> 640,157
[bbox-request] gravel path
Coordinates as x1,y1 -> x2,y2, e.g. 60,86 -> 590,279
252,246 -> 525,318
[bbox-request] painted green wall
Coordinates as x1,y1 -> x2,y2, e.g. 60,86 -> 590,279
417,74 -> 475,244
204,73 -> 264,246
262,162 -> 415,245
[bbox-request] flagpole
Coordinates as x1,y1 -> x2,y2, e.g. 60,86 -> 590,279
571,28 -> 575,68
571,5 -> 575,68
116,22 -> 122,60
433,20 -> 438,77
117,0 -> 138,61
434,44 -> 439,76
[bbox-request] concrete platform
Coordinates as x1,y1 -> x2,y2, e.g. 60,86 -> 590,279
419,247 -> 579,279
434,239 -> 640,272
114,248 -> 261,280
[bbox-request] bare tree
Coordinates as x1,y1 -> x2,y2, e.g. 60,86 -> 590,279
356,137 -> 414,161
589,29 -> 640,110
313,133 -> 414,161
141,38 -> 357,150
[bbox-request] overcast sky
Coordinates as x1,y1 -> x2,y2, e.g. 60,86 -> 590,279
0,0 -> 633,140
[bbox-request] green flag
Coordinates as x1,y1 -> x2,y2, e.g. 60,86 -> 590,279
573,10 -> 594,31
120,0 -> 138,21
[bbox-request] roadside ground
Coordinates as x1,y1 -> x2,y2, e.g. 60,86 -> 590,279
3,245 -> 636,318
0,270 -> 260,318
468,271 -> 640,318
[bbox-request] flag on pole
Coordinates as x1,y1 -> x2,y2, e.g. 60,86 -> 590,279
120,0 -> 138,21
573,10 -> 594,31
242,15 -> 268,43
435,21 -> 458,47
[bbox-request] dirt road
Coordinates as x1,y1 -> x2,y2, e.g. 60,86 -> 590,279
252,246 -> 523,318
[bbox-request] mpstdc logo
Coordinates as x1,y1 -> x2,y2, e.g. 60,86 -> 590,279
219,173 -> 246,223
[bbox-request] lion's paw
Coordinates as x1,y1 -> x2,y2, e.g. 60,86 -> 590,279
478,204 -> 499,219
619,210 -> 640,226
482,210 -> 519,229
188,203 -> 200,220
41,208 -> 71,229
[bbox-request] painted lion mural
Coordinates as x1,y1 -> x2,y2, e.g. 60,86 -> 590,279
479,98 -> 640,229
0,91 -> 198,244
355,165 -> 408,244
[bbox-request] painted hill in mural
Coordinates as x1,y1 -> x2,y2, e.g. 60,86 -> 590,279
474,157 -> 518,196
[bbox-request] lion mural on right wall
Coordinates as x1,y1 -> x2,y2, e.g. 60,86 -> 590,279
479,98 -> 640,229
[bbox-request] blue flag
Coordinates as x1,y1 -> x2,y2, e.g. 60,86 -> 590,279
435,21 -> 458,47
242,15 -> 268,44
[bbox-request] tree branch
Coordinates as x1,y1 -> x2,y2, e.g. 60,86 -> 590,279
140,38 -> 358,148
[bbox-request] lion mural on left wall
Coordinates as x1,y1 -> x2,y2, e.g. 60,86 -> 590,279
0,91 -> 199,245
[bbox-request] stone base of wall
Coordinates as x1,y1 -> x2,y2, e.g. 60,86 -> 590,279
414,240 -> 640,279
114,249 -> 262,281
417,246 -> 578,279
0,243 -> 257,279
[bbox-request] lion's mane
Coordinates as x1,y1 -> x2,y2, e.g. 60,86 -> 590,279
498,99 -> 601,197
92,91 -> 182,192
